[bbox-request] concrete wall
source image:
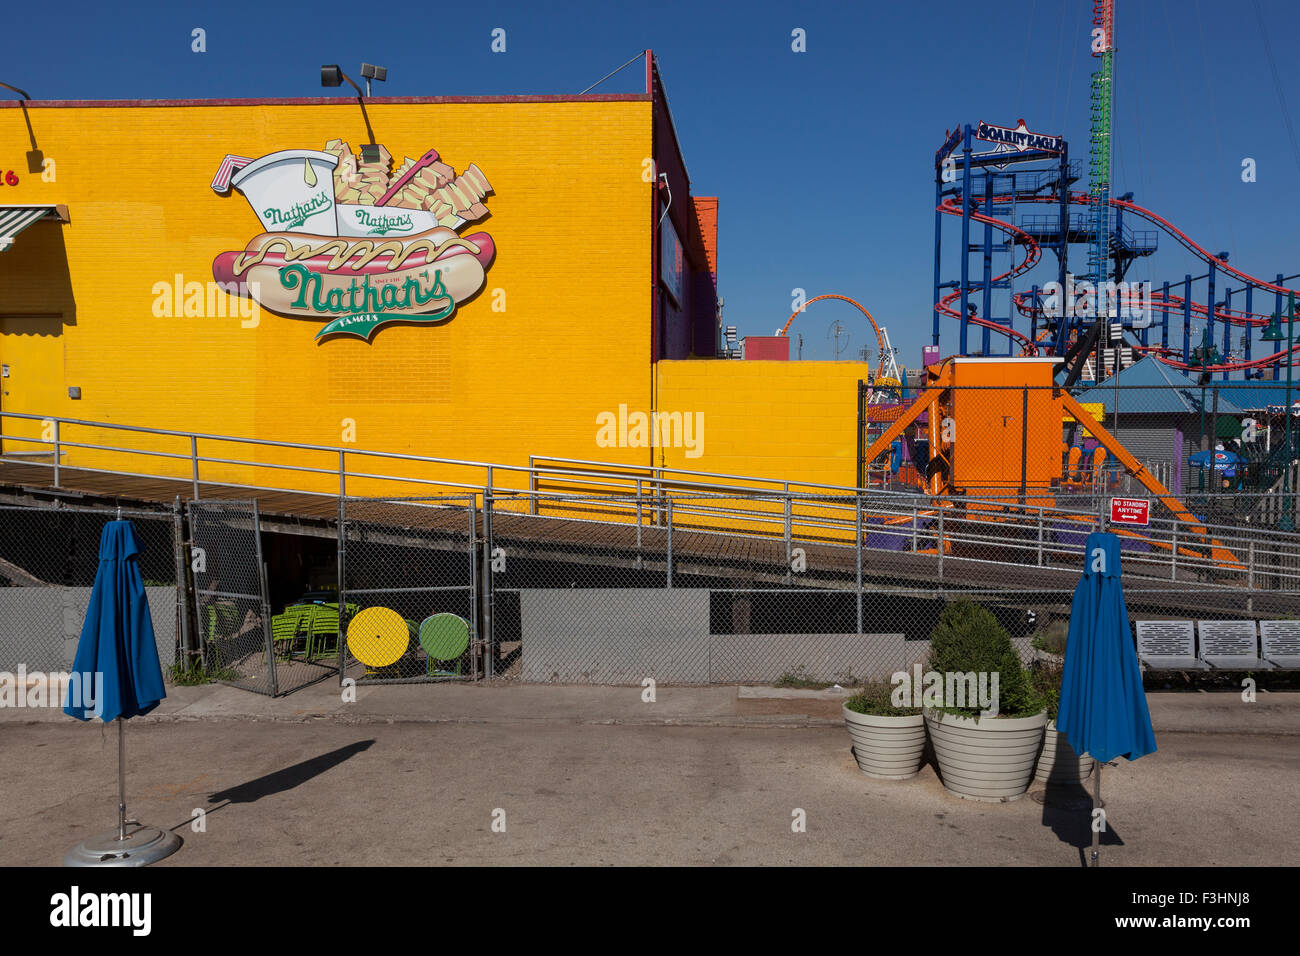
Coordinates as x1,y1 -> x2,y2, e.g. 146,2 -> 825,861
0,586 -> 176,673
519,587 -> 930,684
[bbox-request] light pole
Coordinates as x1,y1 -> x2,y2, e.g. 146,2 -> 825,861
1262,292 -> 1297,530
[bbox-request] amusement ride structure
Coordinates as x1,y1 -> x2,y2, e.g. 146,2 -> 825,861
779,0 -> 1299,562
930,0 -> 1300,381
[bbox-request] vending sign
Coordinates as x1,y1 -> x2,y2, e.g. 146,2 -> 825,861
211,139 -> 496,341
1109,497 -> 1150,527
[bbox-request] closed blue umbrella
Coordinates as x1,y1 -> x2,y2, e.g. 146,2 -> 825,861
63,518 -> 181,866
1057,532 -> 1156,867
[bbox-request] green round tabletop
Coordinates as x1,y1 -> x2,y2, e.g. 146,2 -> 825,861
418,613 -> 470,661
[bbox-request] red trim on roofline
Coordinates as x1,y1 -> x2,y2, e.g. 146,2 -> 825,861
0,94 -> 652,109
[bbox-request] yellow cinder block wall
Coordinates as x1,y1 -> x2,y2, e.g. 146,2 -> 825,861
655,359 -> 869,489
0,99 -> 653,493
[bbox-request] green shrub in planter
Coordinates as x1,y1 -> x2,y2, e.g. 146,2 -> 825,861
924,601 -> 1049,801
1030,619 -> 1069,656
1028,651 -> 1094,785
1029,655 -> 1063,723
843,680 -> 926,779
845,680 -> 920,717
926,599 -> 1043,719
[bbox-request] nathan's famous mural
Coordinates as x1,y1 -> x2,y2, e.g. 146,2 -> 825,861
211,141 -> 496,341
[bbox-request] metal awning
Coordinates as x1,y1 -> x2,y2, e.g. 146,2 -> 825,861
0,205 -> 68,252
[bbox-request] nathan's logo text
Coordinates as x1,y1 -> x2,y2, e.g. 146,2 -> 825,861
262,191 -> 333,229
354,209 -> 414,235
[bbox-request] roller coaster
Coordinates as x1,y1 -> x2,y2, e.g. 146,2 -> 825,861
933,1 -> 1297,379
936,185 -> 1300,375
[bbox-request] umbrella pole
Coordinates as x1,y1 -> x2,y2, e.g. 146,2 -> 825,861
1090,761 -> 1101,867
117,717 -> 126,842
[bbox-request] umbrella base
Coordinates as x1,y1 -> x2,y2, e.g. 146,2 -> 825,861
64,825 -> 182,867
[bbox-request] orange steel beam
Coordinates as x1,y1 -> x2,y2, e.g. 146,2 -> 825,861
1057,391 -> 1239,566
859,385 -> 948,472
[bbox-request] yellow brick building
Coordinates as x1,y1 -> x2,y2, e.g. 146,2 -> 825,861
1,61 -> 875,497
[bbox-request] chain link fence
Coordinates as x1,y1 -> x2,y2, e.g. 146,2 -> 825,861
861,381 -> 1300,529
481,488 -> 1300,686
340,496 -> 478,684
5,481 -> 1295,696
189,499 -> 280,695
0,502 -> 181,680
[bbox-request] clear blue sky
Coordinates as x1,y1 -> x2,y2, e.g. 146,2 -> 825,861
4,0 -> 1299,366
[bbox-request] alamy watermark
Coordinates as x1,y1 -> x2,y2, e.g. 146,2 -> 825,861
1039,273 -> 1152,327
891,664 -> 1000,716
0,666 -> 103,717
596,404 -> 704,458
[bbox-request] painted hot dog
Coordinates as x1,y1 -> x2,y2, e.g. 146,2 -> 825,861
212,228 -> 495,296
210,225 -> 496,332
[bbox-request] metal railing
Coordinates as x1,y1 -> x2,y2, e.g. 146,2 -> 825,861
3,410 -> 1300,594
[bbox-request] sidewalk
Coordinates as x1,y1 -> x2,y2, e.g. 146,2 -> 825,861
4,677 -> 1298,735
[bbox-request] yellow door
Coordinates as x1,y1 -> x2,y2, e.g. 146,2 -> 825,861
0,315 -> 66,457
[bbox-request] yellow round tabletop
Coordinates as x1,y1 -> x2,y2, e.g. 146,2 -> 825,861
347,607 -> 408,668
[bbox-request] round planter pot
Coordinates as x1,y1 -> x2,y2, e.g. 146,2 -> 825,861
924,708 -> 1048,802
842,704 -> 926,780
1034,719 -> 1095,786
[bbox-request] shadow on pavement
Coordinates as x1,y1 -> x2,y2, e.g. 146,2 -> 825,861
206,739 -> 376,805
1036,782 -> 1124,867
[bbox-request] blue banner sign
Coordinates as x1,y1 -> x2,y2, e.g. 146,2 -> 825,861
974,120 -> 1064,155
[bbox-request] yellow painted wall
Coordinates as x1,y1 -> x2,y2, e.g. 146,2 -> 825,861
0,99 -> 653,494
655,359 -> 869,490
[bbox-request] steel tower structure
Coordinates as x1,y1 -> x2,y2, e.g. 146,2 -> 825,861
1087,0 -> 1115,320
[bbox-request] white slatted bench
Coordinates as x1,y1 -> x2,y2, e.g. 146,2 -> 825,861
1135,620 -> 1209,670
1197,620 -> 1273,670
1260,620 -> 1300,670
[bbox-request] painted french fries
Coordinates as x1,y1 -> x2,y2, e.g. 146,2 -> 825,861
323,140 -> 492,226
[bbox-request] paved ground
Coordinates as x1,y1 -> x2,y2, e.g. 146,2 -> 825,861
3,683 -> 1298,866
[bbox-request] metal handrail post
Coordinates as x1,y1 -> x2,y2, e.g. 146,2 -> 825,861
784,485 -> 792,582
855,495 -> 863,634
1171,523 -> 1178,580
191,435 -> 200,500
337,495 -> 347,685
482,489 -> 493,679
338,449 -> 346,498
52,419 -> 61,487
937,503 -> 944,585
666,497 -> 673,588
1037,507 -> 1044,567
635,479 -> 643,552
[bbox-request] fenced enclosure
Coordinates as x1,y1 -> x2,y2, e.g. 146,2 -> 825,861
189,499 -> 282,695
339,496 -> 478,684
480,488 -> 1300,685
0,502 -> 180,677
2,480 -> 1297,695
859,380 -> 1300,531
